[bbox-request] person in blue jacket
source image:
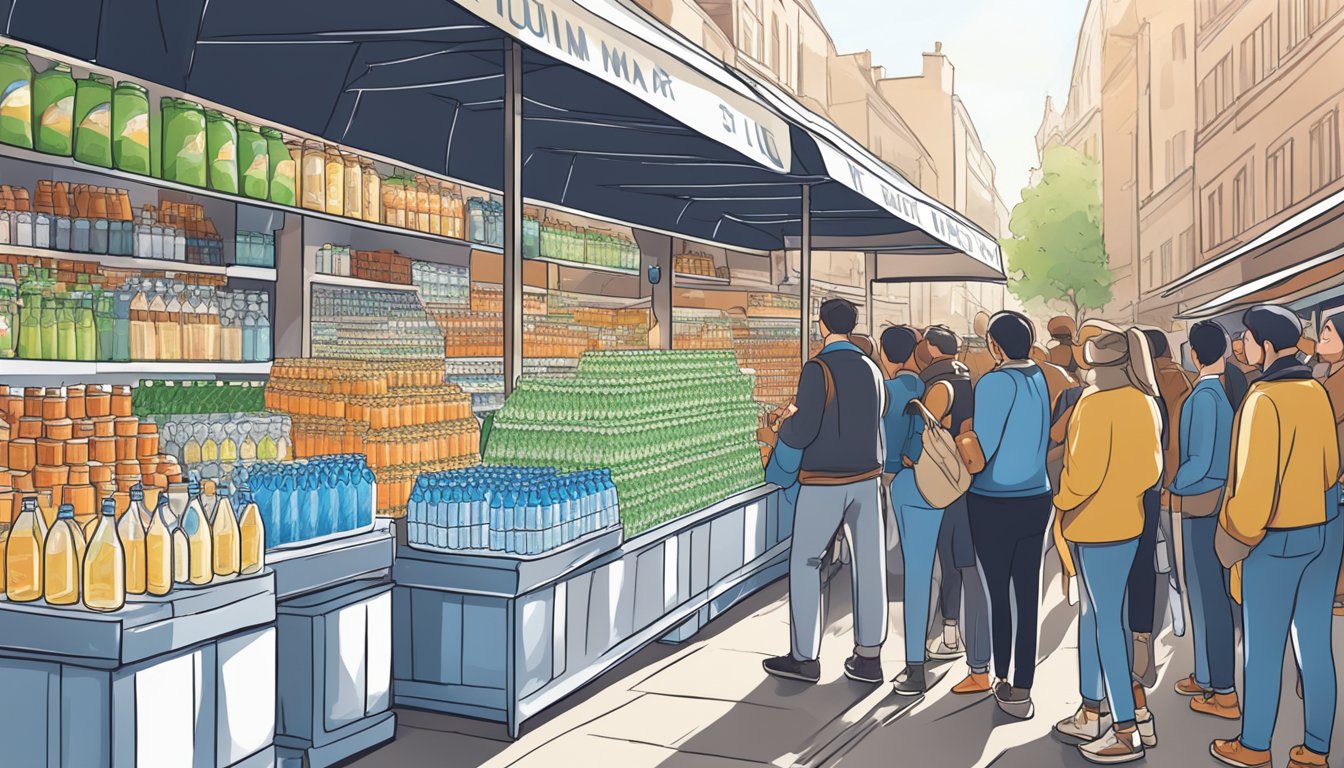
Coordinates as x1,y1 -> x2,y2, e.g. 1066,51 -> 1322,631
966,311 -> 1053,720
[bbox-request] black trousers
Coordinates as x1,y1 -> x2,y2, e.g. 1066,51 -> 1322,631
967,492 -> 1053,690
1126,489 -> 1161,635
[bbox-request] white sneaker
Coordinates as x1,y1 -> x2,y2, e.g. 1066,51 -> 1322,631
1135,708 -> 1157,748
1055,706 -> 1112,743
1079,726 -> 1145,764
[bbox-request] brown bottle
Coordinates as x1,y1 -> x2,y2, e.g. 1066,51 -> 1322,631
13,187 -> 29,212
52,183 -> 71,218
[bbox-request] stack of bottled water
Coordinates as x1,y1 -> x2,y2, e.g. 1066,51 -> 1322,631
232,455 -> 376,549
406,465 -> 620,555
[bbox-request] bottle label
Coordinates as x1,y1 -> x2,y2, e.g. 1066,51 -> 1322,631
178,132 -> 205,161
244,154 -> 268,178
120,112 -> 149,146
0,80 -> 30,121
41,96 -> 73,134
214,140 -> 235,162
78,102 -> 111,135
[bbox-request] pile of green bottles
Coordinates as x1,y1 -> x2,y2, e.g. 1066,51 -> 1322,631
483,350 -> 764,535
132,379 -> 266,416
0,46 -> 297,205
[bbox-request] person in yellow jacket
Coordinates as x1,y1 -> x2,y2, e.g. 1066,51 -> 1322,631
1211,304 -> 1341,768
1050,322 -> 1163,764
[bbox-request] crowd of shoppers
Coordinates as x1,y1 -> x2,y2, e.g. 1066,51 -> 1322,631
764,296 -> 1344,768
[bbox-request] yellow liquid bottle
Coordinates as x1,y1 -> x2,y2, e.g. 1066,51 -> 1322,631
182,477 -> 212,585
211,487 -> 240,578
145,496 -> 174,596
84,498 -> 126,611
6,497 -> 45,602
238,489 -> 265,576
44,505 -> 84,606
118,486 -> 148,595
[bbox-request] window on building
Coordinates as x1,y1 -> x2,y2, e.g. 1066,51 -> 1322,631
1160,240 -> 1174,285
1197,54 -> 1234,129
1199,0 -> 1238,31
1240,17 -> 1277,93
1268,140 -> 1295,214
1284,0 -> 1332,52
1173,24 -> 1187,60
1173,130 -> 1187,175
769,14 -> 780,76
1233,167 -> 1251,234
1205,185 -> 1225,249
1310,109 -> 1341,192
740,1 -> 763,60
1179,227 -> 1196,270
1144,252 -> 1155,291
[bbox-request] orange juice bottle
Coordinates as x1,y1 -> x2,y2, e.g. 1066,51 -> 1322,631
119,485 -> 148,594
6,496 -> 45,602
238,487 -> 264,575
44,504 -> 84,606
84,498 -> 126,611
182,474 -> 212,585
146,495 -> 174,596
210,483 -> 239,577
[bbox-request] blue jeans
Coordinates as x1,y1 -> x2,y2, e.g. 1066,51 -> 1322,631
891,471 -> 944,665
1240,520 -> 1337,754
1182,514 -> 1236,694
1075,537 -> 1140,724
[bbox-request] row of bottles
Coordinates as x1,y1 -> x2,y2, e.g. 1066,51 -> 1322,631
233,456 -> 374,548
7,267 -> 271,362
3,476 -> 264,610
156,413 -> 292,478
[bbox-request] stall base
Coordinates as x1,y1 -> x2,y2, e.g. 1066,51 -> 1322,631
392,485 -> 785,737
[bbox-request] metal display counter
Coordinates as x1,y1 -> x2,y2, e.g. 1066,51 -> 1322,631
270,523 -> 396,768
0,573 -> 278,768
392,484 -> 786,736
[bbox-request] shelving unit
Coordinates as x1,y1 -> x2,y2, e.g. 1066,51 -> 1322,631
529,254 -> 639,276
308,273 -> 420,293
0,243 -> 277,281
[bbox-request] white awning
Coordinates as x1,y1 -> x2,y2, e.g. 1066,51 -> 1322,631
1176,244 -> 1344,319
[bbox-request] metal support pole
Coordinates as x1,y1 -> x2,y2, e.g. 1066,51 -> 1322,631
503,40 -> 524,395
799,184 -> 812,364
864,251 -> 876,336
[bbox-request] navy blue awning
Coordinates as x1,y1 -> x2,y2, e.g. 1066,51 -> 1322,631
0,0 -> 1002,280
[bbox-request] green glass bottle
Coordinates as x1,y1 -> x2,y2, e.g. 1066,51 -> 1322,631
112,82 -> 151,175
0,45 -> 33,149
236,121 -> 269,200
32,62 -> 74,156
205,109 -> 237,194
262,127 -> 295,206
73,74 -> 112,167
161,98 -> 206,187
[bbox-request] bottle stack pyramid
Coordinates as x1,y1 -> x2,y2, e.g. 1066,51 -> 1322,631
264,358 -> 479,517
483,350 -> 764,535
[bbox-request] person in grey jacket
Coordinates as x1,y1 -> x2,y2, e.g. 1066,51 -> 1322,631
764,298 -> 889,685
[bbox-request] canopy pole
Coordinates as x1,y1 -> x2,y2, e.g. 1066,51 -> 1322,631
864,251 -> 876,336
799,184 -> 812,364
503,39 -> 523,396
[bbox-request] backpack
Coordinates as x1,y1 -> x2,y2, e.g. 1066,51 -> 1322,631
905,398 -> 972,508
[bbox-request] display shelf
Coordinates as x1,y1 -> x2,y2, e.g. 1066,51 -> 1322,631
308,273 -> 421,294
529,254 -> 639,276
0,359 -> 272,378
268,524 -> 394,601
0,242 -> 278,281
392,484 -> 785,736
673,280 -> 750,293
673,272 -> 732,286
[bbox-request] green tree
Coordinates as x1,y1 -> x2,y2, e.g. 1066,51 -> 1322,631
1000,145 -> 1113,325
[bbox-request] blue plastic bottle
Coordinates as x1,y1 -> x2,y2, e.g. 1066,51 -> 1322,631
320,468 -> 339,538
358,464 -> 375,527
337,460 -> 356,533
489,490 -> 504,551
408,483 -> 426,545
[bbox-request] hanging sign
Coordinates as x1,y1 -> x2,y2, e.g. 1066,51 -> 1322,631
817,141 -> 1002,272
464,0 -> 792,173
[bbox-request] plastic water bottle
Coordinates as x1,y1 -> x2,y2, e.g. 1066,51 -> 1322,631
408,483 -> 426,545
489,491 -> 504,551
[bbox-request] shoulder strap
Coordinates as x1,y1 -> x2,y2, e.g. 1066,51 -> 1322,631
815,357 -> 835,408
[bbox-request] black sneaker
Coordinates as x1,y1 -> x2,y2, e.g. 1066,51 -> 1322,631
892,665 -> 927,697
763,655 -> 820,683
996,686 -> 1035,720
844,654 -> 884,684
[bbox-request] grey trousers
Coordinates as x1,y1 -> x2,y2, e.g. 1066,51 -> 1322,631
790,478 -> 888,661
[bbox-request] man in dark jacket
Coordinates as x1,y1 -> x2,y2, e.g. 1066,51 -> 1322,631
765,298 -> 889,685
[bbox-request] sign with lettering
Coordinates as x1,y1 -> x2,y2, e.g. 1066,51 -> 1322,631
817,141 -> 1003,272
465,0 -> 792,173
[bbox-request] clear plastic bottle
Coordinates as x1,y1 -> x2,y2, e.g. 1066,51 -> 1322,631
182,474 -> 212,585
84,498 -> 126,611
238,487 -> 265,575
145,494 -> 174,596
166,480 -> 190,584
211,483 -> 240,578
6,496 -> 44,602
44,504 -> 84,606
119,485 -> 148,595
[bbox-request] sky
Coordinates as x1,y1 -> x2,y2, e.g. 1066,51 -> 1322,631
816,0 -> 1090,206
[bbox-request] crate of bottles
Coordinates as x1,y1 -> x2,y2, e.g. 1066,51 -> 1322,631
483,350 -> 764,535
234,454 -> 375,550
133,379 -> 267,415
309,284 -> 442,359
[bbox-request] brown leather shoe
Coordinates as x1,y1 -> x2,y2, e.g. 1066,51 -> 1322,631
1288,745 -> 1329,768
1191,692 -> 1241,720
952,671 -> 991,695
1211,739 -> 1272,768
1174,674 -> 1207,697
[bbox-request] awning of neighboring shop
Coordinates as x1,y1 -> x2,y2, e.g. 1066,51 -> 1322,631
0,0 -> 1001,281
1163,186 -> 1344,318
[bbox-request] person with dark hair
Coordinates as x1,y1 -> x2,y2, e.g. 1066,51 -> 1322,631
878,325 -> 943,696
1211,304 -> 1340,768
966,310 -> 1053,719
1315,313 -> 1344,616
960,312 -> 997,383
915,324 -> 991,693
1230,333 -> 1262,385
1052,323 -> 1163,763
1169,321 -> 1239,720
765,298 -> 891,686
1047,315 -> 1080,375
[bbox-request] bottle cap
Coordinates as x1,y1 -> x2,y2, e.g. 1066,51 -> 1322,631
57,504 -> 75,519
101,497 -> 116,515
21,495 -> 36,512
129,483 -> 144,501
